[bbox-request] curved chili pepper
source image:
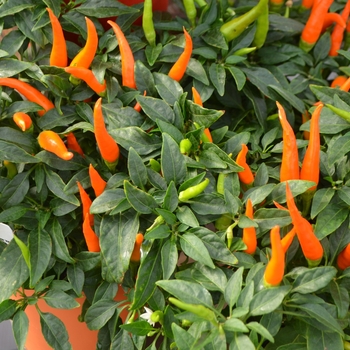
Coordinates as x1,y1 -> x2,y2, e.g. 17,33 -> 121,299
321,12 -> 346,32
184,0 -> 197,27
276,101 -> 299,182
178,178 -> 209,202
0,78 -> 54,116
38,130 -> 73,160
82,213 -> 100,252
253,1 -> 269,48
331,75 -> 348,88
142,0 -> 156,47
243,198 -> 257,255
329,0 -> 350,56
77,181 -> 94,226
285,182 -> 323,266
300,104 -> 323,191
66,132 -> 84,157
220,0 -> 268,42
337,243 -> 350,270
13,112 -> 32,132
89,164 -> 107,197
236,144 -> 254,185
69,17 -> 98,69
168,28 -> 193,82
108,20 -> 136,89
263,225 -> 285,288
130,233 -> 144,262
93,98 -> 120,164
281,227 -> 296,253
46,8 -> 67,67
299,0 -> 333,52
65,67 -> 106,95
192,87 -> 213,143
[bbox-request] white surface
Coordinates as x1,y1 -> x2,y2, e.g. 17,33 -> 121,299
0,320 -> 17,350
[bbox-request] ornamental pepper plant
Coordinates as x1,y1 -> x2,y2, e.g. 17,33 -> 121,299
2,0 -> 350,349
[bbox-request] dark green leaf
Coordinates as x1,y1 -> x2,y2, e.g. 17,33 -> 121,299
12,310 -> 29,350
43,290 -> 80,309
121,321 -> 154,336
85,299 -> 118,330
0,299 -> 17,322
161,239 -> 178,280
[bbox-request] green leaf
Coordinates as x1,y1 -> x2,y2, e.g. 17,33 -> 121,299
85,299 -> 118,330
0,172 -> 30,209
121,321 -> 154,336
187,101 -> 224,128
0,0 -> 34,17
163,181 -> 179,213
0,240 -> 29,303
43,290 -> 80,309
0,299 -> 17,322
249,286 -> 291,316
176,206 -> 199,227
12,310 -> 29,350
0,58 -> 33,78
90,189 -> 126,214
171,323 -> 196,350
227,66 -> 246,91
229,334 -> 255,350
224,266 -> 244,311
154,72 -> 183,105
128,147 -> 148,190
156,280 -> 214,310
124,180 -> 158,214
327,132 -> 350,166
268,84 -> 305,113
100,213 -> 139,283
131,240 -> 163,310
292,266 -> 337,294
209,63 -> 226,96
111,329 -> 134,349
29,229 -> 52,287
74,0 -> 138,17
40,312 -> 72,350
161,239 -> 178,280
329,280 -> 349,319
67,264 -> 85,296
254,208 -> 292,232
161,133 -> 187,185
306,326 -> 343,350
180,233 -> 215,269
310,188 -> 336,219
296,303 -> 344,335
224,318 -> 249,333
246,321 -> 274,343
192,263 -> 227,292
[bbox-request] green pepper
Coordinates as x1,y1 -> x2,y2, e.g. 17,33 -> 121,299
252,0 -> 269,49
142,0 -> 156,47
180,138 -> 193,154
325,104 -> 350,123
178,178 -> 209,202
3,161 -> 17,179
220,0 -> 269,42
149,158 -> 161,173
184,0 -> 197,27
233,47 -> 257,56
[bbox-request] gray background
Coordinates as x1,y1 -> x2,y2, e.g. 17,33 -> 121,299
0,321 -> 17,350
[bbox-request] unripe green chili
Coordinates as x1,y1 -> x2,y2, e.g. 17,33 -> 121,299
325,103 -> 350,123
226,221 -> 238,249
149,158 -> 161,173
252,0 -> 269,49
142,0 -> 156,47
184,0 -> 197,27
220,0 -> 269,42
179,178 -> 209,202
214,213 -> 232,231
3,160 -> 17,179
233,47 -> 257,56
180,138 -> 192,154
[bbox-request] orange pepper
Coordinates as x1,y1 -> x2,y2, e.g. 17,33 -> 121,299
243,198 -> 257,255
236,144 -> 254,185
89,164 -> 107,197
82,213 -> 100,252
13,112 -> 32,132
38,130 -> 73,160
130,233 -> 144,262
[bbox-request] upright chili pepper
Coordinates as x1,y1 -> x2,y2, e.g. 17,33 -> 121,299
93,98 -> 120,165
66,132 -> 84,157
236,144 -> 254,186
0,78 -> 54,116
13,112 -> 32,132
329,0 -> 350,56
130,233 -> 144,262
142,0 -> 156,46
168,28 -> 193,82
253,0 -> 269,48
299,0 -> 333,52
281,227 -> 296,253
243,198 -> 257,255
178,178 -> 209,202
46,8 -> 68,67
77,181 -> 94,226
65,67 -> 106,95
300,104 -> 323,191
331,75 -> 348,88
263,225 -> 285,288
276,101 -> 299,182
184,0 -> 197,27
192,87 -> 213,142
220,0 -> 269,42
108,20 -> 136,89
286,183 -> 323,267
38,130 -> 73,160
89,164 -> 107,197
69,17 -> 98,69
337,243 -> 350,270
82,213 -> 100,252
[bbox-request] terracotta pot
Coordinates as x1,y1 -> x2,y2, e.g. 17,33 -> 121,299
12,287 -> 128,350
